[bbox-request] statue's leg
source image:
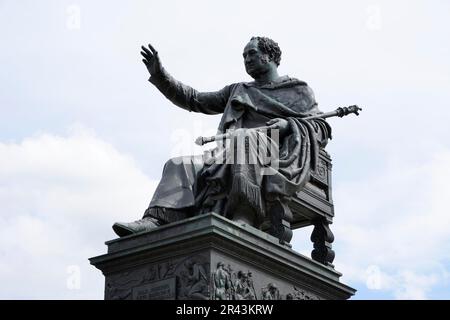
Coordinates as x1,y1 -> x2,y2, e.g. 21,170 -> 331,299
112,156 -> 203,237
310,217 -> 335,267
148,156 -> 203,213
267,198 -> 293,246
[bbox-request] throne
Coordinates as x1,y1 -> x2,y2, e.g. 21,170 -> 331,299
291,149 -> 335,267
261,149 -> 335,267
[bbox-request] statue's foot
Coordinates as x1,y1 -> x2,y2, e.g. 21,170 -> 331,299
112,217 -> 161,237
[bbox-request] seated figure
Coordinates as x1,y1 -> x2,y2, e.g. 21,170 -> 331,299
113,37 -> 331,244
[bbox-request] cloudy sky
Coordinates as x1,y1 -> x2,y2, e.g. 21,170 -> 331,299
1,0 -> 449,299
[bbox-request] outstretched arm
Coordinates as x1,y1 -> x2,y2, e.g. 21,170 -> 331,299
141,43 -> 231,115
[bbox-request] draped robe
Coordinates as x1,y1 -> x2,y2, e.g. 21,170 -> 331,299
144,68 -> 331,224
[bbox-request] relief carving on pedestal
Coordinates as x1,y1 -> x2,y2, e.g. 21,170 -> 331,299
286,286 -> 320,300
212,262 -> 256,300
261,282 -> 282,300
175,255 -> 210,300
105,254 -> 209,300
212,261 -> 319,300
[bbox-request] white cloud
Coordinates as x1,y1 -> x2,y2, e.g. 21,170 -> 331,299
1,0 -> 450,300
393,271 -> 439,300
328,148 -> 450,299
0,125 -> 158,299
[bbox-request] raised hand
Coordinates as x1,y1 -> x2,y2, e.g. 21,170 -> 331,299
141,43 -> 163,77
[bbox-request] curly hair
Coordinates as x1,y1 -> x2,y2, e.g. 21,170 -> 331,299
250,36 -> 282,66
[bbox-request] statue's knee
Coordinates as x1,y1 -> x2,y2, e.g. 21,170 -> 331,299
166,156 -> 190,167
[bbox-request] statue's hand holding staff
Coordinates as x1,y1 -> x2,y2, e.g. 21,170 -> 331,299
195,106 -> 362,146
265,118 -> 290,137
141,43 -> 163,77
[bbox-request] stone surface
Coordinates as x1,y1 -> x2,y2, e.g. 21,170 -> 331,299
90,213 -> 355,300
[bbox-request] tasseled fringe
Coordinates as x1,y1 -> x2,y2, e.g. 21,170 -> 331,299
226,173 -> 265,219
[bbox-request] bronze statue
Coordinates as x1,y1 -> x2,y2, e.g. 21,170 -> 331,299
113,37 -> 359,245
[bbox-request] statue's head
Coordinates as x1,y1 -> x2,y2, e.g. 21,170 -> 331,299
243,36 -> 281,79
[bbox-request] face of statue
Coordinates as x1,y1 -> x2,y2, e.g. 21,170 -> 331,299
243,39 -> 273,79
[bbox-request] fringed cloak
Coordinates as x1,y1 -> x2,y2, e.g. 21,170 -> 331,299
144,70 -> 331,223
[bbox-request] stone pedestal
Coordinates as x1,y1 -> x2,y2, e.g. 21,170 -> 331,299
90,213 -> 355,300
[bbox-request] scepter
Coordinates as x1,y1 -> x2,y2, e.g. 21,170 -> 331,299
194,105 -> 362,146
